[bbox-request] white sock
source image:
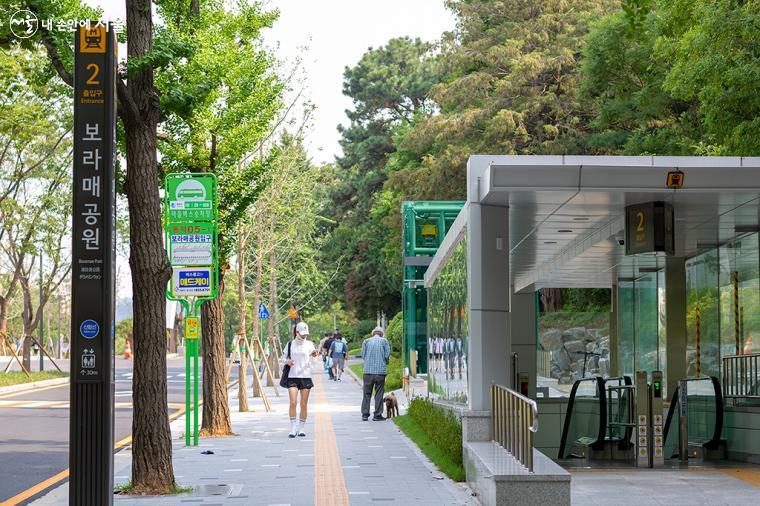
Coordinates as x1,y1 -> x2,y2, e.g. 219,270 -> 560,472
290,417 -> 297,433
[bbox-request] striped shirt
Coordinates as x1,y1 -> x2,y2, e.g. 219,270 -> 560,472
361,335 -> 391,375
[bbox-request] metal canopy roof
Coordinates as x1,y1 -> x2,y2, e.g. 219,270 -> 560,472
466,155 -> 760,293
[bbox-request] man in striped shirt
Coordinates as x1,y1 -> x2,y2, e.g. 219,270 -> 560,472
360,326 -> 391,421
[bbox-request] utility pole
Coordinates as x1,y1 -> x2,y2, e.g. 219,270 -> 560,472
39,252 -> 43,371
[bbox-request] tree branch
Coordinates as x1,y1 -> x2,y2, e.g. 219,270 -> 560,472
40,35 -> 72,87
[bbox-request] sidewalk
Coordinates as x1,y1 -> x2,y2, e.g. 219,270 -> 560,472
36,366 -> 477,505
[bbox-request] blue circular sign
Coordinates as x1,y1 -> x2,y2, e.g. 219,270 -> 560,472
80,319 -> 100,339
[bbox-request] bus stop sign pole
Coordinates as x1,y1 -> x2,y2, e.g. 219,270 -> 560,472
69,24 -> 117,506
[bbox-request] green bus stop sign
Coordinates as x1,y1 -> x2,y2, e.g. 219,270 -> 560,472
166,174 -> 216,222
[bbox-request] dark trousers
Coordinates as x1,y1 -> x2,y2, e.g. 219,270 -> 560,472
361,373 -> 386,417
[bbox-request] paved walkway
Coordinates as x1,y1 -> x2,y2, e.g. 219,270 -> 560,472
35,366 -> 476,505
571,467 -> 760,505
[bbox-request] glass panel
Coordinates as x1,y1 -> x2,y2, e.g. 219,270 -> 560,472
686,377 -> 718,446
686,251 -> 720,378
537,311 -> 610,398
618,282 -> 635,377
560,379 -> 603,458
426,236 -> 468,404
634,273 -> 658,373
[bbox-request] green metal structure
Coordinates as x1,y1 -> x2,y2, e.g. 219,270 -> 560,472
402,201 -> 464,374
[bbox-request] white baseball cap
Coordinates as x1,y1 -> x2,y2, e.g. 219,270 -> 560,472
296,322 -> 309,335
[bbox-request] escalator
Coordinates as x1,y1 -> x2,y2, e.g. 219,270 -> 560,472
663,376 -> 726,460
558,374 -> 725,464
558,376 -> 634,461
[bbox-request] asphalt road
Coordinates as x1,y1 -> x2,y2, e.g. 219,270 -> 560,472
0,355 -> 218,504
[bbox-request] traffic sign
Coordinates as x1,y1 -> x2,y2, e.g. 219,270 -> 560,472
287,306 -> 298,319
166,174 -> 215,222
186,317 -> 199,339
70,23 -> 117,505
258,303 -> 270,320
168,222 -> 214,266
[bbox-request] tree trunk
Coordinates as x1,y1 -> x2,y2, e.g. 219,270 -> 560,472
124,0 -> 175,493
200,272 -> 233,436
540,288 -> 563,313
268,247 -> 279,378
0,297 -> 10,356
237,228 -> 249,412
21,277 -> 33,371
252,221 -> 263,396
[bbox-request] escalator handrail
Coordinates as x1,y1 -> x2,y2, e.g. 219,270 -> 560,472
558,376 -> 606,459
663,376 -> 724,452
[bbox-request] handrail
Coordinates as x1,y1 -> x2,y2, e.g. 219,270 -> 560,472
663,376 -> 724,453
491,383 -> 538,472
558,376 -> 606,459
722,353 -> 760,398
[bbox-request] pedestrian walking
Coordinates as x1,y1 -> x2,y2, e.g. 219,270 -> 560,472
321,332 -> 335,380
329,332 -> 347,381
360,326 -> 391,421
281,321 -> 319,438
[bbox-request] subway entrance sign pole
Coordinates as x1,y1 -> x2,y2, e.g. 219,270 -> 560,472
164,173 -> 219,446
69,24 -> 117,505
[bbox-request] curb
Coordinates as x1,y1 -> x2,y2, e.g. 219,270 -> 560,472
0,377 -> 69,396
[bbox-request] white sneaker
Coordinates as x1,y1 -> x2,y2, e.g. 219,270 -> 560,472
289,421 -> 297,438
297,421 -> 306,437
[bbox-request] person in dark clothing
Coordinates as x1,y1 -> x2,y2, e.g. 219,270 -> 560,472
322,332 -> 335,380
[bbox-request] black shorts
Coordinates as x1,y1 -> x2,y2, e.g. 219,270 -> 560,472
286,377 -> 314,390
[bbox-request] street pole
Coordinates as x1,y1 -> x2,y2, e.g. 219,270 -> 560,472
39,252 -> 44,371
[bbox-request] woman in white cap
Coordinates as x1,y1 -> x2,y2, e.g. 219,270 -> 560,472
282,321 -> 319,437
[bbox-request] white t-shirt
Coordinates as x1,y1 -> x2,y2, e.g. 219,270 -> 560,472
281,338 -> 317,378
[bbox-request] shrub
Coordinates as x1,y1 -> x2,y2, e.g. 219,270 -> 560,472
407,397 -> 462,467
385,311 -> 402,352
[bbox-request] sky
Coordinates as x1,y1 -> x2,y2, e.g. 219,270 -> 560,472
94,0 -> 455,165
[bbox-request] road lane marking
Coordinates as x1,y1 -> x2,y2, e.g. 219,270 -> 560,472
2,379 -> 238,505
0,382 -> 68,399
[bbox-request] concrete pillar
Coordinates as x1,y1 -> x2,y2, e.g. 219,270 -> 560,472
510,289 -> 537,398
609,284 -> 618,378
467,203 -> 510,411
665,257 -> 687,398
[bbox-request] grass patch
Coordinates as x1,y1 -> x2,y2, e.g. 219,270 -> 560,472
348,354 -> 403,391
394,414 -> 465,482
0,370 -> 68,387
115,481 -> 193,495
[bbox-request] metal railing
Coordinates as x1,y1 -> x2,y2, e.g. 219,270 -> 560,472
722,353 -> 760,398
537,348 -> 552,378
491,383 -> 539,472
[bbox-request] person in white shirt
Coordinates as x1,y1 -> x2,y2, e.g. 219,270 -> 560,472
281,321 -> 319,438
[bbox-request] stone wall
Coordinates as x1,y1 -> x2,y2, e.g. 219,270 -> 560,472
540,327 -> 609,384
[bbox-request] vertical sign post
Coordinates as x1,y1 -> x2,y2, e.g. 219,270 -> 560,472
70,23 -> 117,505
164,173 -> 219,446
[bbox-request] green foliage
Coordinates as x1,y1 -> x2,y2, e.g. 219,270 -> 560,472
385,311 -> 402,352
406,397 -> 463,470
156,0 -> 284,263
319,37 -> 439,318
115,318 -> 133,356
393,414 -> 466,482
351,352 -> 403,391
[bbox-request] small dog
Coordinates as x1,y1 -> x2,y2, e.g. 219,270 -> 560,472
384,392 -> 399,418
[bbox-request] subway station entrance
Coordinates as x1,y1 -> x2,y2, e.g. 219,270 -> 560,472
422,156 -> 760,502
